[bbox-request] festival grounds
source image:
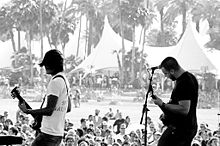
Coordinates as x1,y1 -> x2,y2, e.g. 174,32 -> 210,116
0,97 -> 219,131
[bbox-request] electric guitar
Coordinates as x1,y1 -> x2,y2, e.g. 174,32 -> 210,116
151,95 -> 174,127
11,86 -> 42,131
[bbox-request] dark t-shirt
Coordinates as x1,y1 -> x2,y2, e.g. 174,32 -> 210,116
168,71 -> 198,130
113,119 -> 127,134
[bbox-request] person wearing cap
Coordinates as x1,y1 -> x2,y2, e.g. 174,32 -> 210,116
18,49 -> 71,146
152,57 -> 198,146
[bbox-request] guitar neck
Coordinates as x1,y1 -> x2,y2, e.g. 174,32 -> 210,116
16,94 -> 32,110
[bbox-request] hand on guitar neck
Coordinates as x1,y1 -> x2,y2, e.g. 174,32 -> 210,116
11,87 -> 32,111
11,86 -> 42,131
151,94 -> 164,107
151,93 -> 173,126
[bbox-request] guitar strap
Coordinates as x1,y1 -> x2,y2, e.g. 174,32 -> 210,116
40,74 -> 68,108
52,74 -> 69,94
40,95 -> 46,109
53,74 -> 71,112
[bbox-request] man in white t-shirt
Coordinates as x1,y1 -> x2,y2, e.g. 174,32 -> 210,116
18,49 -> 71,146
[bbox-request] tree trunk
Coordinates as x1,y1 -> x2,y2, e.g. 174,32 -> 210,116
196,20 -> 200,33
131,25 -> 135,83
87,19 -> 93,56
27,30 -> 33,86
9,30 -> 16,52
160,7 -> 165,46
18,29 -> 21,51
62,43 -> 67,70
139,26 -> 146,84
116,51 -> 122,74
119,0 -> 125,88
76,13 -> 82,57
178,2 -> 187,42
160,7 -> 164,33
139,0 -> 149,89
40,0 -> 44,95
84,17 -> 89,58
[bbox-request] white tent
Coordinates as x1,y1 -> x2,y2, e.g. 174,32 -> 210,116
145,22 -> 217,73
144,45 -> 175,67
168,22 -> 216,72
72,17 -> 132,73
0,40 -> 14,69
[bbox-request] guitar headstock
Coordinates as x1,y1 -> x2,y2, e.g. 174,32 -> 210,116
11,86 -> 20,99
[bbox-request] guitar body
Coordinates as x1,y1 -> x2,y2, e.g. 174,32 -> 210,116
11,87 -> 42,131
30,115 -> 42,130
159,111 -> 178,127
160,113 -> 171,126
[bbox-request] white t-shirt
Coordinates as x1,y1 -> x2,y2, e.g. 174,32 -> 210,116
41,72 -> 69,136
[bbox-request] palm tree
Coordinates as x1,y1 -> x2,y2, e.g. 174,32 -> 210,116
71,0 -> 105,58
154,0 -> 166,45
122,0 -> 155,84
47,0 -> 77,59
139,0 -> 156,87
0,5 -> 17,53
9,0 -> 57,85
191,0 -> 220,50
161,0 -> 195,41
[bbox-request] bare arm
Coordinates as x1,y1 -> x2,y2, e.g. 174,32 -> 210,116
67,96 -> 71,113
19,95 -> 58,116
152,95 -> 190,116
163,100 -> 190,116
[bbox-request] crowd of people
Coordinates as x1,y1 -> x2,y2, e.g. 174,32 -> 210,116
0,108 -> 219,146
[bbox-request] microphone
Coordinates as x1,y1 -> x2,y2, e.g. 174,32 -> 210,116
149,66 -> 159,71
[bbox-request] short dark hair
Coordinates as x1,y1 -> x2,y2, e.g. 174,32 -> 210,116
9,126 -> 18,135
80,118 -> 86,123
159,57 -> 180,71
39,49 -> 64,73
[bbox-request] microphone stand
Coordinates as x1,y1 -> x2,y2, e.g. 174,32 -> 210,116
140,68 -> 156,146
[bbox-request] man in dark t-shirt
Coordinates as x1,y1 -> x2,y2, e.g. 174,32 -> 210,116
113,112 -> 128,134
152,57 -> 198,146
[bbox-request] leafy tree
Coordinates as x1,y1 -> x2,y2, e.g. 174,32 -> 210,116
0,5 -> 17,52
4,0 -> 58,85
104,0 -> 156,87
191,0 -> 220,50
146,26 -> 178,46
10,46 -> 39,86
46,1 -> 77,54
72,0 -> 105,56
157,0 -> 195,42
124,47 -> 147,88
122,0 -> 156,84
152,0 -> 178,47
